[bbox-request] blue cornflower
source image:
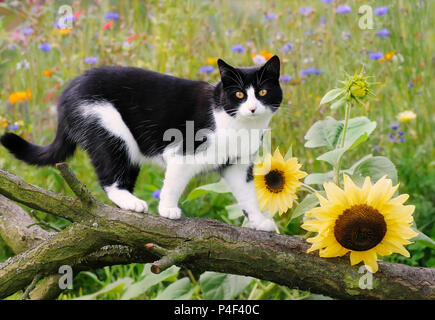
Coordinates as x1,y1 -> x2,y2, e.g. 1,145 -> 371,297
301,68 -> 322,76
38,42 -> 51,52
374,6 -> 388,17
391,124 -> 399,130
21,27 -> 33,36
152,189 -> 161,199
299,6 -> 312,16
376,28 -> 391,37
399,136 -> 405,143
336,5 -> 351,14
85,56 -> 98,64
279,75 -> 293,83
369,52 -> 383,60
264,13 -> 277,22
398,130 -> 404,136
281,43 -> 294,52
8,124 -> 19,131
199,65 -> 214,74
105,12 -> 120,20
388,133 -> 396,142
231,44 -> 244,53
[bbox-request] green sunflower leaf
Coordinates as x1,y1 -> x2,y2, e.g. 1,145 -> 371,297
304,171 -> 334,185
153,277 -> 195,300
185,179 -> 231,201
304,116 -> 342,149
304,116 -> 376,151
199,272 -> 253,300
351,156 -> 398,185
319,88 -> 345,105
291,191 -> 326,220
411,228 -> 435,249
330,96 -> 347,110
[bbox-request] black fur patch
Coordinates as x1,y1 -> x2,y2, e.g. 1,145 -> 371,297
246,164 -> 254,182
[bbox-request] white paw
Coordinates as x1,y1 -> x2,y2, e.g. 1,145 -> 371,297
249,217 -> 276,232
105,185 -> 148,213
158,204 -> 182,219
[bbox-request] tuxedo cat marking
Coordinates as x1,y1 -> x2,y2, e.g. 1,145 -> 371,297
1,56 -> 283,231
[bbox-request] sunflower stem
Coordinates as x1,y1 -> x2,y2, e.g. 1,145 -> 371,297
334,101 -> 352,186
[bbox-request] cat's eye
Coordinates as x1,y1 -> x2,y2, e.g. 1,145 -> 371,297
235,91 -> 244,99
259,89 -> 268,96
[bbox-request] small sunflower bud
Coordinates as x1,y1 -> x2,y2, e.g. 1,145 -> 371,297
350,80 -> 369,98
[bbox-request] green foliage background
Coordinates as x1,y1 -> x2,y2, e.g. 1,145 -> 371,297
0,0 -> 433,299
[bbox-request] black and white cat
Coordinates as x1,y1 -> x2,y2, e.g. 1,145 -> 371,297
1,56 -> 283,231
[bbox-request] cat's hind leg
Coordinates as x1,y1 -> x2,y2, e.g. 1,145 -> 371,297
86,136 -> 147,213
220,163 -> 276,232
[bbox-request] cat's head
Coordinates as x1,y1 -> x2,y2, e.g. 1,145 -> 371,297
216,55 -> 282,120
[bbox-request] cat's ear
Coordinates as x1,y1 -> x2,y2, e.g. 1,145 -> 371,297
260,55 -> 280,80
217,59 -> 240,87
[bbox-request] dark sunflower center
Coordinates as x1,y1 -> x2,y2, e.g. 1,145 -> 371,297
334,204 -> 387,251
264,169 -> 285,193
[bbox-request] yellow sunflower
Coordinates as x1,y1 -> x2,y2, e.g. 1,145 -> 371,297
302,174 -> 418,273
254,149 -> 307,215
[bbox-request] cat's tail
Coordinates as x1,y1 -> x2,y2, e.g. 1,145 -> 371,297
0,125 -> 76,166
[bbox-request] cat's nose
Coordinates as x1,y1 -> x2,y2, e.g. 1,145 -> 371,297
248,106 -> 257,113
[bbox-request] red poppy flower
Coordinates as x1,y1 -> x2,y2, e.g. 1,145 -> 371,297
102,20 -> 114,30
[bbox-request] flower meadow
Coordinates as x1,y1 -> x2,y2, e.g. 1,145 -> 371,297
0,0 -> 434,300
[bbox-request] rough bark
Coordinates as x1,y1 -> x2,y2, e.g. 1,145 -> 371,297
0,165 -> 434,300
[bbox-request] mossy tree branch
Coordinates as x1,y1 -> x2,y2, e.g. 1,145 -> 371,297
0,166 -> 434,300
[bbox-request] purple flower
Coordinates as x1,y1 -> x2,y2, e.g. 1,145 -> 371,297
199,65 -> 214,74
399,136 -> 405,143
388,133 -> 396,142
391,124 -> 399,130
407,81 -> 414,89
398,130 -> 404,136
152,189 -> 161,199
85,56 -> 98,64
21,27 -> 33,36
264,13 -> 277,22
319,16 -> 327,24
301,68 -> 322,76
374,6 -> 388,17
281,43 -> 294,52
321,0 -> 334,3
376,28 -> 391,37
105,12 -> 119,20
38,42 -> 51,52
299,6 -> 312,16
369,52 -> 383,60
336,5 -> 351,14
8,124 -> 19,131
231,44 -> 244,53
280,75 -> 293,83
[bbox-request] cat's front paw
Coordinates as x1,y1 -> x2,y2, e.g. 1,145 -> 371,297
106,188 -> 148,213
158,204 -> 182,219
249,217 -> 276,232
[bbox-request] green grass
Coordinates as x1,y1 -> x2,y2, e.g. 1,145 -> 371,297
0,0 -> 433,299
